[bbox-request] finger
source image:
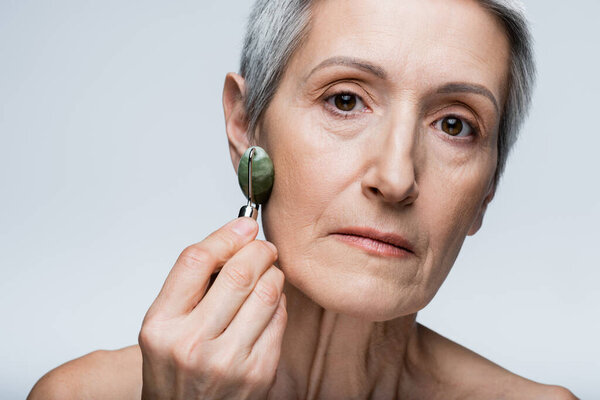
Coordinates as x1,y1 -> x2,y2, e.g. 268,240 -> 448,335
187,240 -> 278,339
219,265 -> 285,352
147,217 -> 258,319
250,292 -> 287,368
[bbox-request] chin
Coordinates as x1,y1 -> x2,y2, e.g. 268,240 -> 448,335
287,264 -> 427,322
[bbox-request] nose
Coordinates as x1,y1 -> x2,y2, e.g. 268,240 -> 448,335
361,113 -> 420,206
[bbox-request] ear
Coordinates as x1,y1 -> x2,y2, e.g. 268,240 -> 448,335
223,72 -> 252,174
467,180 -> 496,236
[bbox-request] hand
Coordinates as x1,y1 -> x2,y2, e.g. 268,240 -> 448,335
138,217 -> 287,400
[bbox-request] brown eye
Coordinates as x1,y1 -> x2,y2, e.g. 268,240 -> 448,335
434,115 -> 474,138
325,91 -> 367,116
442,117 -> 462,135
334,93 -> 357,111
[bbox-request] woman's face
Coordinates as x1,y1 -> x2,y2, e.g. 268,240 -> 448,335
243,0 -> 510,320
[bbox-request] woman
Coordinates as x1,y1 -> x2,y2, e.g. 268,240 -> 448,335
28,0 -> 577,398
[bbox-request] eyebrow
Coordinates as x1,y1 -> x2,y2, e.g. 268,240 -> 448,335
305,56 -> 387,80
436,82 -> 500,115
305,56 -> 500,115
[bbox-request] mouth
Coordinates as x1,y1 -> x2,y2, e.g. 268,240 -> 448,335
330,227 -> 414,258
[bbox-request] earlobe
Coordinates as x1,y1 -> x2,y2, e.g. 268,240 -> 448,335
467,181 -> 496,236
223,72 -> 252,173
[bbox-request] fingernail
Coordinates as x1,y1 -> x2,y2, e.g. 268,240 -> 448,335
231,217 -> 256,236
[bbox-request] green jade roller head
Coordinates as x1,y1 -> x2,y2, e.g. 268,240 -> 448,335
237,146 -> 274,220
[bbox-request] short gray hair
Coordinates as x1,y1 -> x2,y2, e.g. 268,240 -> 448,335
239,0 -> 537,187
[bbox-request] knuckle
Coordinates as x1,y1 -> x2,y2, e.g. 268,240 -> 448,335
171,341 -> 195,371
253,279 -> 280,306
215,229 -> 240,253
265,266 -> 285,291
210,357 -> 231,376
138,322 -> 167,354
273,301 -> 287,323
207,352 -> 239,380
171,338 -> 209,374
244,367 -> 270,388
171,339 -> 237,377
223,264 -> 254,290
179,245 -> 214,271
252,240 -> 277,260
137,328 -> 153,349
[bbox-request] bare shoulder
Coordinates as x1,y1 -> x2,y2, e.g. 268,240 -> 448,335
28,344 -> 142,400
414,323 -> 578,399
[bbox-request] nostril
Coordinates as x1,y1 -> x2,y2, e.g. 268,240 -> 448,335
367,182 -> 418,205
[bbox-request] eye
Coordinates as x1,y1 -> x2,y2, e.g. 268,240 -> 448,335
325,92 -> 366,114
433,115 -> 477,138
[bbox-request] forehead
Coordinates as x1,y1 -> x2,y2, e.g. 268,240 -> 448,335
290,0 -> 511,107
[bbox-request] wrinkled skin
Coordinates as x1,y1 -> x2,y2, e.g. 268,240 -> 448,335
27,0 -> 577,399
223,0 -> 514,397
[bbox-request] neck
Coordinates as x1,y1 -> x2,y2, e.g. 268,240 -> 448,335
268,281 -> 424,400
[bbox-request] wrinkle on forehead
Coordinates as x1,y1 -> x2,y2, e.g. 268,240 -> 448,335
298,0 -> 511,108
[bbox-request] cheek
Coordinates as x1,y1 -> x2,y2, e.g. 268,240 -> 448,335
421,147 -> 495,267
258,104 -> 356,265
256,88 -> 497,316
411,134 -> 496,297
262,94 -> 367,212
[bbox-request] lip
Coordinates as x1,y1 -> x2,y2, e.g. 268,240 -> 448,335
331,227 -> 414,258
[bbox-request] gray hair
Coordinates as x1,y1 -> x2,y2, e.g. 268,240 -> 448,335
239,0 -> 537,187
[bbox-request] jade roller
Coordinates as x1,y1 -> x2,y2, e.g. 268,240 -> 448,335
237,146 -> 274,219
206,146 -> 274,284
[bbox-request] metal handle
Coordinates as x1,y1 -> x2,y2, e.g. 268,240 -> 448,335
209,147 -> 260,285
238,204 -> 259,219
238,147 -> 259,220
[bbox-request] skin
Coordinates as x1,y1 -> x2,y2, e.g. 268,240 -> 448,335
28,0 -> 578,399
228,0 -> 504,396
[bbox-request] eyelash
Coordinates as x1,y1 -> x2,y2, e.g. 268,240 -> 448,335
323,90 -> 481,139
432,114 -> 480,140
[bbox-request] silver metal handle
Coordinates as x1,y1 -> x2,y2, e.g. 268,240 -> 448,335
238,147 -> 259,220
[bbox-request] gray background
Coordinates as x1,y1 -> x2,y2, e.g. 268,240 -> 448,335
1,0 -> 598,398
